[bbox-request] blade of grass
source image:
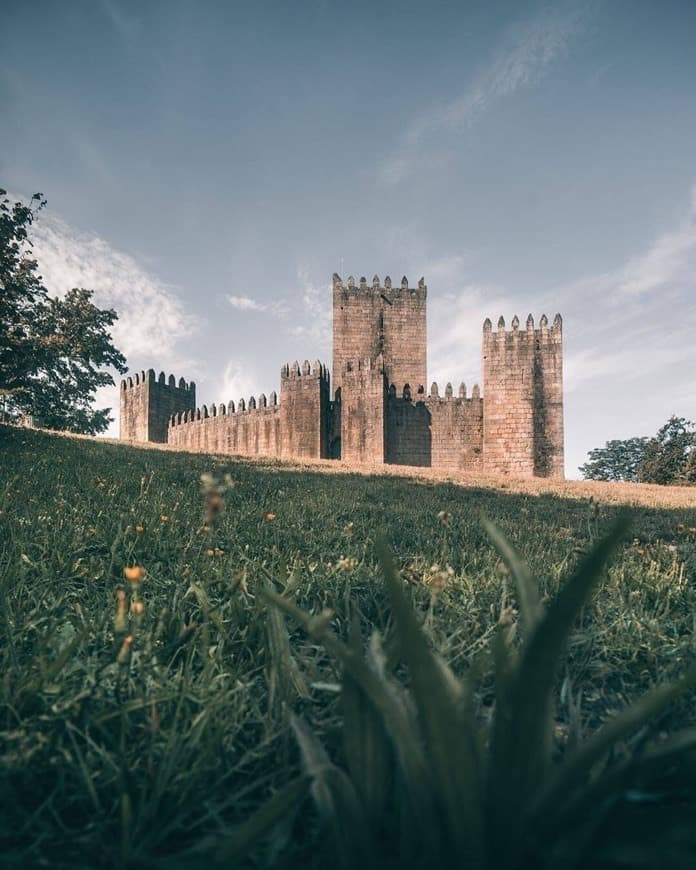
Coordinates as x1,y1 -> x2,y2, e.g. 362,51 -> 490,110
291,714 -> 375,869
376,535 -> 485,868
213,776 -> 309,861
482,516 -> 541,637
530,665 -> 696,825
550,726 -> 696,834
342,616 -> 393,825
486,512 -> 631,861
258,584 -> 443,859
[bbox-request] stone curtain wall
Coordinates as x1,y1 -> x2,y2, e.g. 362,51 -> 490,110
427,382 -> 484,471
120,370 -> 195,443
386,395 -> 431,465
168,394 -> 281,457
482,314 -> 564,478
385,383 -> 483,469
279,360 -> 330,459
341,357 -> 386,464
332,274 -> 426,397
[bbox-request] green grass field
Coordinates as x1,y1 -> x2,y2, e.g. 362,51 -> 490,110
2,425 -> 696,869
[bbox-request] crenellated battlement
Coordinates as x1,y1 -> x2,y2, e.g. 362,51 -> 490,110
169,390 -> 280,428
423,381 -> 482,403
120,369 -> 195,392
482,313 -> 562,340
332,273 -> 427,301
280,359 -> 329,380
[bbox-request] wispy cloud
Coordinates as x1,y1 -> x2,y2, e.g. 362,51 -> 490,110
29,207 -> 198,433
227,295 -> 266,312
207,359 -> 266,407
426,255 -> 516,388
546,181 -> 696,399
285,268 -> 332,359
617,184 -> 696,295
227,294 -> 288,316
545,182 -> 696,315
379,2 -> 592,185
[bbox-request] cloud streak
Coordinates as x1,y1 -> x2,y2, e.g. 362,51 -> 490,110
617,184 -> 696,296
227,294 -> 288,316
29,207 -> 199,433
380,2 -> 592,185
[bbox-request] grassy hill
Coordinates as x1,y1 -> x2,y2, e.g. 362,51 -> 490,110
2,425 -> 696,868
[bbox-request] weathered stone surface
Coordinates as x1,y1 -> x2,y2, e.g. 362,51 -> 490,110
332,273 -> 426,396
341,357 -> 386,464
280,361 -> 329,458
482,315 -> 564,478
120,370 -> 195,443
120,274 -> 565,478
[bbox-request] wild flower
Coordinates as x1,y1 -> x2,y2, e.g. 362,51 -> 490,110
124,565 -> 145,583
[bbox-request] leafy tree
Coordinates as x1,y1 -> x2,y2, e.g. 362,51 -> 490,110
0,189 -> 126,434
638,416 -> 696,486
579,437 -> 649,481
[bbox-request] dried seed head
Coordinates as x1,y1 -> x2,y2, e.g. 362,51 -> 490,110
437,510 -> 451,528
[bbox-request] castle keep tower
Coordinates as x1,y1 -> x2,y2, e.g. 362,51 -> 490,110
120,370 -> 195,443
332,274 -> 427,396
482,314 -> 564,477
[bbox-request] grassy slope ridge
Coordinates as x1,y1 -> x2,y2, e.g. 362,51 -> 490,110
1,425 -> 696,867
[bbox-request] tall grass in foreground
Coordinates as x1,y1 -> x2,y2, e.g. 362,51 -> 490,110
214,516 -> 696,869
2,427 -> 696,867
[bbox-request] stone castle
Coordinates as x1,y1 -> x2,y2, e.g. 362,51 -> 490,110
120,273 -> 564,477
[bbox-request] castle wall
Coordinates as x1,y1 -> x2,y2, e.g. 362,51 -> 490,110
168,394 -> 281,457
427,383 -> 484,471
332,274 -> 426,396
385,395 -> 430,466
341,357 -> 385,464
279,360 -> 330,459
120,370 -> 195,443
482,314 -> 564,478
384,383 -> 483,469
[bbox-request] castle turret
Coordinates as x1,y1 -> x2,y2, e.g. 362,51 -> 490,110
332,273 -> 426,398
120,370 -> 195,443
279,359 -> 330,458
482,314 -> 564,478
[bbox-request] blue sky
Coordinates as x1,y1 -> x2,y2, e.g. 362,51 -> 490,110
3,0 -> 696,476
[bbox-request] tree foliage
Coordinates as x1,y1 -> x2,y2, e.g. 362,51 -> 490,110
578,437 -> 649,482
638,416 -> 696,486
0,189 -> 126,434
581,419 -> 696,485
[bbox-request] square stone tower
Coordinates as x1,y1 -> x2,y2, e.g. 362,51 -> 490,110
119,369 -> 195,443
331,274 -> 427,397
482,313 -> 564,477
